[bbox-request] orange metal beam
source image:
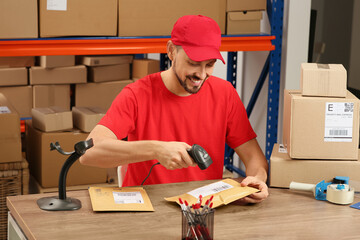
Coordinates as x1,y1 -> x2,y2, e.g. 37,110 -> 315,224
0,36 -> 275,56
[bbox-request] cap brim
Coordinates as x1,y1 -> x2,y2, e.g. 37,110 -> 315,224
182,45 -> 225,64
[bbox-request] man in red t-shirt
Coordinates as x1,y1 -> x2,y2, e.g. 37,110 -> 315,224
80,15 -> 269,204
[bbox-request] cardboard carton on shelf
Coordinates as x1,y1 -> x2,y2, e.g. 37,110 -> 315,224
75,80 -> 133,110
301,63 -> 347,98
39,56 -> 75,68
270,143 -> 360,189
132,59 -> 160,80
226,11 -> 262,35
118,0 -> 226,36
77,55 -> 133,67
32,107 -> 73,132
0,86 -> 33,118
39,0 -> 117,37
0,57 -> 35,68
0,93 -> 22,163
226,0 -> 266,11
29,65 -> 87,85
72,107 -> 106,133
0,0 -> 38,39
283,89 -> 360,160
0,68 -> 28,87
26,122 -> 107,188
88,64 -> 130,83
33,85 -> 71,110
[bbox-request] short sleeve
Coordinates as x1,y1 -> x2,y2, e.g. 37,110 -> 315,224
225,87 -> 257,149
98,87 -> 137,140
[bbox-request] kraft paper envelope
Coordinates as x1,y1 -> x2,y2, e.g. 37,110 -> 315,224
165,179 -> 259,208
89,186 -> 154,211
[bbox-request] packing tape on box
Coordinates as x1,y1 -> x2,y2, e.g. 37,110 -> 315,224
326,184 -> 354,205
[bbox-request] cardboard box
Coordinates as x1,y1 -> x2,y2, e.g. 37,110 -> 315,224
270,143 -> 360,188
26,122 -> 107,188
39,0 -> 117,37
0,94 -> 22,163
0,0 -> 38,39
72,107 -> 106,132
33,85 -> 71,110
39,56 -> 75,68
0,68 -> 28,86
283,90 -> 360,160
0,86 -> 33,118
0,57 -> 35,68
118,0 -> 226,36
32,107 -> 73,132
226,0 -> 266,11
226,11 -> 262,35
301,63 -> 347,98
88,64 -> 130,83
132,59 -> 160,80
77,55 -> 133,66
29,66 -> 87,85
75,80 -> 133,110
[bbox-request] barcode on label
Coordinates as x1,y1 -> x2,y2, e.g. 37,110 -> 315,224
187,181 -> 234,198
115,193 -> 138,197
210,185 -> 232,193
329,130 -> 348,136
344,103 -> 354,112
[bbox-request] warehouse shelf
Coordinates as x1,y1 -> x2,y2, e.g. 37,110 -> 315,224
0,0 -> 283,178
0,35 -> 275,56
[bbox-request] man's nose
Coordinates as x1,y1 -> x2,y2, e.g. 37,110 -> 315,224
195,66 -> 207,80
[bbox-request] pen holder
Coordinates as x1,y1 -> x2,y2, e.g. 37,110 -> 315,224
181,207 -> 215,240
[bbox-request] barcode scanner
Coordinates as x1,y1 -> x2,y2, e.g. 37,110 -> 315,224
187,144 -> 213,170
141,144 -> 213,185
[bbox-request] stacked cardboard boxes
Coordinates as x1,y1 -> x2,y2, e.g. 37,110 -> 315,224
270,63 -> 360,188
226,0 -> 266,35
75,55 -> 134,110
0,57 -> 35,118
30,56 -> 85,111
0,94 -> 28,239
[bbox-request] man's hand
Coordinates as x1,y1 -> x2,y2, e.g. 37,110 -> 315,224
232,176 -> 269,205
155,141 -> 197,170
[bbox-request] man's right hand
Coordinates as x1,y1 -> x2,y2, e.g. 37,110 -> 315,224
154,141 -> 197,170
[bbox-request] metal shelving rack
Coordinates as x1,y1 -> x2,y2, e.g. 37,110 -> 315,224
0,0 -> 283,176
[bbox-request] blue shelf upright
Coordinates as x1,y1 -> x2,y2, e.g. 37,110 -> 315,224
224,0 -> 284,176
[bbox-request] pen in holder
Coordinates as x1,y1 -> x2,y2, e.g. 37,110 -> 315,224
181,205 -> 215,240
37,138 -> 93,211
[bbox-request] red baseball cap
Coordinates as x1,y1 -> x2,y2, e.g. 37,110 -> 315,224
171,15 -> 225,64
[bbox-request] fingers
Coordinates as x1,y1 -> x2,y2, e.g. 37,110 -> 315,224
236,176 -> 269,204
158,142 -> 196,170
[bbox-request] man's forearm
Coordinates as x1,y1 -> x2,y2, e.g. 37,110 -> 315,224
80,137 -> 160,168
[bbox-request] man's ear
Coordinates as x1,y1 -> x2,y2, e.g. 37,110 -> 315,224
166,40 -> 177,61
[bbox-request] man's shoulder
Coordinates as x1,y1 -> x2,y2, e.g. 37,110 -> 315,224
126,72 -> 161,91
207,76 -> 235,90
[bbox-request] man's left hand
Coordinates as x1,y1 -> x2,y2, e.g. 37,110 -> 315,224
233,176 -> 269,205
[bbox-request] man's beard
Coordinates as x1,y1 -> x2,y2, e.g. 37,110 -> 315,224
172,62 -> 206,94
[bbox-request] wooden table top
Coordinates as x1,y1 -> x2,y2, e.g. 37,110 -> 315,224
7,180 -> 360,240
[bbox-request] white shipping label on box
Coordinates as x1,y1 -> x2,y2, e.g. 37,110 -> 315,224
113,191 -> 144,204
47,0 -> 67,11
187,181 -> 234,198
324,102 -> 354,142
0,106 -> 11,114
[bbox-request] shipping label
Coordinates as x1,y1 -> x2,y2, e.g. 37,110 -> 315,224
324,102 -> 354,142
113,191 -> 144,204
187,181 -> 234,198
47,0 -> 67,11
0,106 -> 11,114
